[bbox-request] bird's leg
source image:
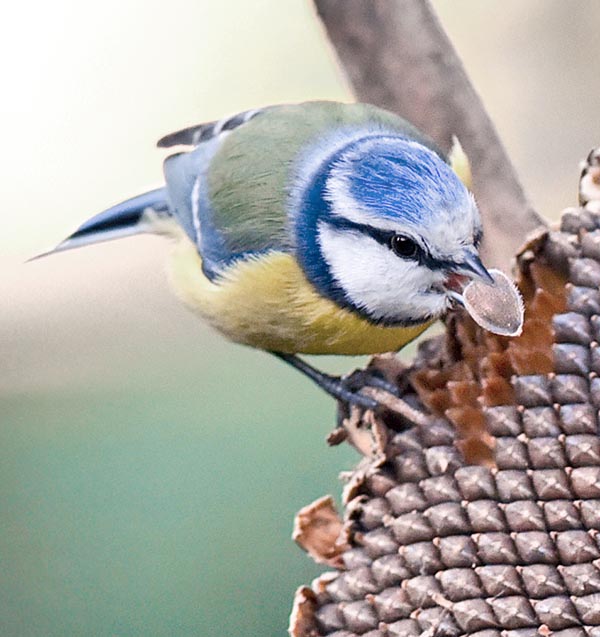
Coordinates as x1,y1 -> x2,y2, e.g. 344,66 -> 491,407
272,353 -> 400,413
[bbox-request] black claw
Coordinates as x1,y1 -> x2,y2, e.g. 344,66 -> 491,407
316,372 -> 380,411
341,390 -> 379,411
342,368 -> 400,397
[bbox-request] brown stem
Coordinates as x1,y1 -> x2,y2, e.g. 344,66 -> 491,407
313,0 -> 546,270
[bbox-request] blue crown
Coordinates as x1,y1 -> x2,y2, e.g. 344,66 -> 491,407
340,136 -> 468,227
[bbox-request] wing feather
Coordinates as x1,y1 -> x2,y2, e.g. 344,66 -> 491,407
161,102 -> 444,283
157,108 -> 269,148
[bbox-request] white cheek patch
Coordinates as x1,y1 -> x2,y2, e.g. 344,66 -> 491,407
318,222 -> 448,323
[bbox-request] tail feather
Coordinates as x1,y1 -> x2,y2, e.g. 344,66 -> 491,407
30,187 -> 170,260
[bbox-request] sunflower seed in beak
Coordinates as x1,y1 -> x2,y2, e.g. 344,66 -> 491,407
462,268 -> 524,337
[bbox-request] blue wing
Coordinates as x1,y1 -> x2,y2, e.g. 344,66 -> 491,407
163,139 -> 230,279
38,109 -> 270,264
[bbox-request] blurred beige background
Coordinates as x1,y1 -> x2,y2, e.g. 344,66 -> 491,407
1,2 -> 600,636
2,0 -> 600,394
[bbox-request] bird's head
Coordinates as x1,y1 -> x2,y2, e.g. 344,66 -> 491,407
296,134 -> 490,325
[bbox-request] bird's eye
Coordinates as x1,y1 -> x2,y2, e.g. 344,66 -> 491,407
390,234 -> 419,259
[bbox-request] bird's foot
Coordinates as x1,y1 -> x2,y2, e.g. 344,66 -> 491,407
341,367 -> 400,399
329,367 -> 433,447
333,367 -> 400,421
272,352 -> 400,417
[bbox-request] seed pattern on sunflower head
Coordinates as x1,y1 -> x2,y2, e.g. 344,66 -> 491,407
291,149 -> 600,637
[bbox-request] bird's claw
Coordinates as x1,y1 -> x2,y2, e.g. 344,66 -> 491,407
335,367 -> 400,421
341,368 -> 400,397
272,353 -> 400,420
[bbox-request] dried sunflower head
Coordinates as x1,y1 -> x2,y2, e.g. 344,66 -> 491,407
291,149 -> 600,637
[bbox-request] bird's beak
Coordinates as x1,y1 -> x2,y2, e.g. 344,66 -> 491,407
452,250 -> 494,285
444,249 -> 494,307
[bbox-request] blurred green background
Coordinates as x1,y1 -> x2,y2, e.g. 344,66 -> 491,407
2,1 -> 600,635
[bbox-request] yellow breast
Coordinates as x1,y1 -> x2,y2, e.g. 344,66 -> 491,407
167,237 -> 432,355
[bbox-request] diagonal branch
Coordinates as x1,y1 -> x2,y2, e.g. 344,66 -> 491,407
313,0 -> 545,270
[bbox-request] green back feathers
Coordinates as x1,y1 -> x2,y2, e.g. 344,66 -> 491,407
205,101 -> 438,257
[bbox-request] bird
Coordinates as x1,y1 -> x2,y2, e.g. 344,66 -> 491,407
40,101 -> 492,410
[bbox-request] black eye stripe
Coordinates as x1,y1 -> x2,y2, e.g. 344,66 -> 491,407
325,217 -> 396,246
325,217 -> 424,259
324,217 -> 466,272
323,217 -> 485,281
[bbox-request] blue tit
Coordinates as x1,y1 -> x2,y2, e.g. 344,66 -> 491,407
43,101 -> 491,409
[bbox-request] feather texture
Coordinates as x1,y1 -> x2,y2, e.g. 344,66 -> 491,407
163,101 -> 480,335
167,101 -> 443,280
49,101 -> 481,356
168,236 -> 430,355
156,108 -> 267,148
